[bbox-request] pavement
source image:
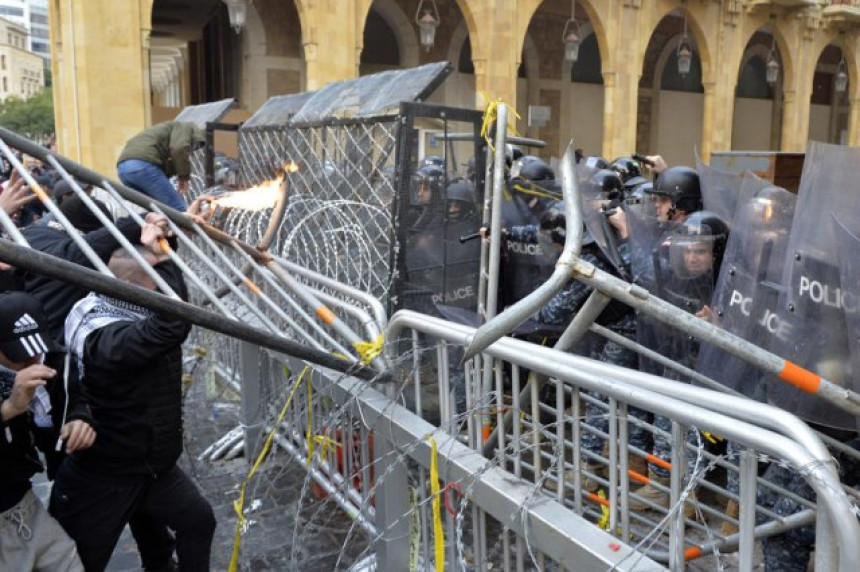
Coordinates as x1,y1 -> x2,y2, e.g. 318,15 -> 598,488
36,357 -> 369,572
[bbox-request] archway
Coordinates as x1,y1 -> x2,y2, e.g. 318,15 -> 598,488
239,0 -> 304,109
732,27 -> 784,151
360,0 -> 421,76
636,9 -> 705,167
807,43 -> 849,144
521,0 -> 602,161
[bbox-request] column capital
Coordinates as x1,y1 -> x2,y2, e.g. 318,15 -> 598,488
303,42 -> 318,62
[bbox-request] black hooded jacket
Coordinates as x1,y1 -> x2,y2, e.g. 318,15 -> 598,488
69,260 -> 190,478
0,351 -> 92,511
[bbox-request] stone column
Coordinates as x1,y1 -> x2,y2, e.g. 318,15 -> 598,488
50,0 -> 153,175
298,0 -> 361,91
470,0 -> 519,110
601,3 -> 641,161
780,13 -> 818,151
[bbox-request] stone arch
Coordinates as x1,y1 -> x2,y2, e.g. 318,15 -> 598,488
521,34 -> 539,80
644,3 -> 712,87
732,36 -> 781,151
363,0 -> 420,69
808,38 -> 851,144
638,7 -> 710,165
447,20 -> 470,72
449,0 -> 482,68
517,0 -> 610,74
737,19 -> 793,94
736,43 -> 775,99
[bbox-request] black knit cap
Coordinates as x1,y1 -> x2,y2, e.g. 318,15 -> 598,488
58,195 -> 113,233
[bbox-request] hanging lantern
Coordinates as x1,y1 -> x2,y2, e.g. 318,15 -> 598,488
415,0 -> 440,52
222,0 -> 249,34
835,58 -> 848,94
677,38 -> 693,77
766,48 -> 780,85
562,20 -> 581,63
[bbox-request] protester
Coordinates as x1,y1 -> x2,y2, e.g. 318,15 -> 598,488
51,237 -> 215,572
117,121 -> 206,211
0,291 -> 95,571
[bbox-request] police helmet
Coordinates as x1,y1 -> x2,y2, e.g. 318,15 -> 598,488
609,157 -> 642,183
444,178 -> 476,221
421,155 -> 445,169
624,181 -> 655,217
539,201 -> 567,246
589,169 -> 624,201
669,210 -> 730,279
504,144 -> 525,170
513,156 -> 555,182
583,156 -> 609,170
411,164 -> 444,206
650,166 -> 702,214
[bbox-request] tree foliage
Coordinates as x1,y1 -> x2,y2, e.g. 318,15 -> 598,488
0,88 -> 54,139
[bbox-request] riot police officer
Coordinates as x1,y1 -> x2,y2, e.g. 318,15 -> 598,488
629,211 -> 730,512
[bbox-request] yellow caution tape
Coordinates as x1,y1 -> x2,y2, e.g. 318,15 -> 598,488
353,334 -> 385,365
305,373 -> 314,467
479,94 -> 521,154
512,182 -> 563,201
426,435 -> 445,572
597,489 -> 610,530
701,431 -> 724,444
229,366 -> 309,572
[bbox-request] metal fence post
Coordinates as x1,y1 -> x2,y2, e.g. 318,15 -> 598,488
373,435 -> 411,570
239,341 -> 264,461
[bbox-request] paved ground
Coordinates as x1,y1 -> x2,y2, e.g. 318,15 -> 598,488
30,360 -> 370,572
32,347 -> 769,571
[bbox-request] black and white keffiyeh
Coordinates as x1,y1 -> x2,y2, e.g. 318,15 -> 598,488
65,292 -> 152,377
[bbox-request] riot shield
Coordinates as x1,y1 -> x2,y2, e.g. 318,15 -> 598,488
696,154 -> 743,222
500,224 -> 555,308
695,174 -> 796,398
835,218 -> 860,403
627,209 -> 679,374
766,142 -> 860,430
580,169 -> 630,278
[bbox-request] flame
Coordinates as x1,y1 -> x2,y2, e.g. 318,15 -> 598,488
214,175 -> 284,211
213,163 -> 298,211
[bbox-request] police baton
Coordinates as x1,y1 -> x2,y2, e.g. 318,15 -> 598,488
459,232 -> 481,243
631,153 -> 655,167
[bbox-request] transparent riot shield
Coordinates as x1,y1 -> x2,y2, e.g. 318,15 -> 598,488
697,154 -> 743,222
835,218 -> 860,399
627,209 -> 679,374
766,142 -> 860,430
580,169 -> 629,279
500,223 -> 555,309
695,175 -> 796,398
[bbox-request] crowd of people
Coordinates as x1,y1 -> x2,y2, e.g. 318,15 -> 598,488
0,121 -> 215,571
0,117 -> 856,571
401,146 -> 856,571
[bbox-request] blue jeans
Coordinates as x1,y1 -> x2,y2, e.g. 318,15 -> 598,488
118,159 -> 187,211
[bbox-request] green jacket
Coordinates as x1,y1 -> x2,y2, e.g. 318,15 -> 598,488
117,121 -> 205,179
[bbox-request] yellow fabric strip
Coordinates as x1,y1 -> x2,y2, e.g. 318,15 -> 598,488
228,366 -> 308,571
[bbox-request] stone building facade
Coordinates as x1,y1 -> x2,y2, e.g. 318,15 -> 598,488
49,0 -> 860,175
0,15 -> 43,101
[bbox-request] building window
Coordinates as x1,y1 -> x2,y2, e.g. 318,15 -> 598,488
2,77 -> 6,91
1,55 -> 5,70
0,7 -> 24,17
